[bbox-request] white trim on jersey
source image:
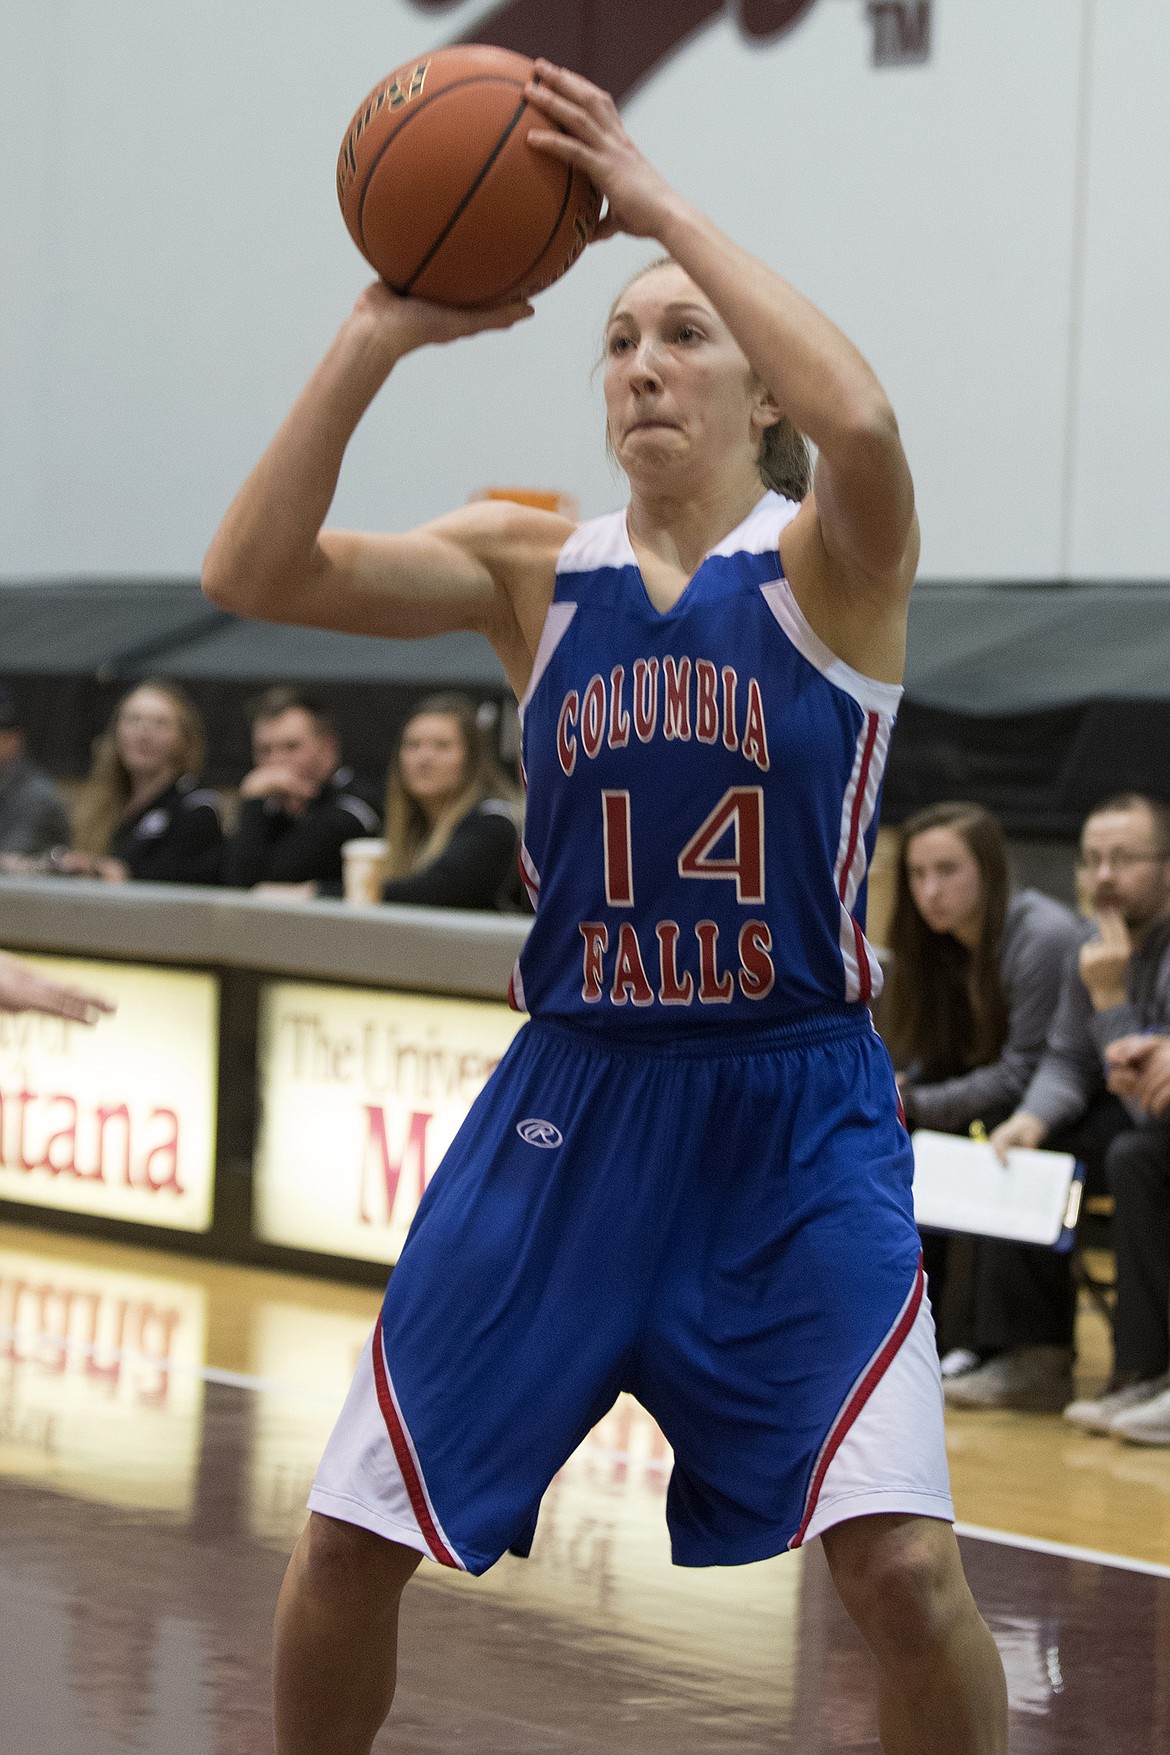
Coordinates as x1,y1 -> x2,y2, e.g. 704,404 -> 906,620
518,838 -> 541,910
519,600 -> 578,716
832,710 -> 891,1005
760,579 -> 904,718
707,490 -> 802,557
554,510 -> 633,575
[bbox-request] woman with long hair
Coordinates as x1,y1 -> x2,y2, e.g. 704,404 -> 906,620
882,802 -> 1081,1368
205,60 -> 1009,1753
66,680 -> 222,883
379,693 -> 521,909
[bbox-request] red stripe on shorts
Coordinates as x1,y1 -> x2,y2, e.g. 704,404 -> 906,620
790,1256 -> 926,1549
370,1325 -> 461,1569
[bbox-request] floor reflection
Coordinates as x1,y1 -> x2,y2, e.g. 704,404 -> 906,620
1,1224 -> 1168,1753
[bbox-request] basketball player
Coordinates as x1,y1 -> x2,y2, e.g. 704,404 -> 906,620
205,61 -> 1007,1755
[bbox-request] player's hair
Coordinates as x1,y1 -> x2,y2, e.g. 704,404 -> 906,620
383,693 -> 520,879
246,684 -> 337,739
72,680 -> 206,856
881,802 -> 1011,1080
1085,792 -> 1170,855
603,257 -> 812,502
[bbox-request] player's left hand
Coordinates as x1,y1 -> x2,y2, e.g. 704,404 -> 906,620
524,61 -> 677,242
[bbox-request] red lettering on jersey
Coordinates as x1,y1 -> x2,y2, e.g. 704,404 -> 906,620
722,667 -> 739,751
557,692 -> 579,776
581,674 -> 606,759
579,922 -> 608,1001
738,921 -> 776,999
695,920 -> 735,1002
602,790 -> 634,907
633,658 -> 659,741
608,665 -> 631,747
695,660 -> 719,743
655,920 -> 695,1004
662,656 -> 692,740
677,786 -> 765,904
741,677 -> 770,772
611,923 -> 654,1006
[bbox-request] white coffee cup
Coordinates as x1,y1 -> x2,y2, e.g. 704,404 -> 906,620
341,838 -> 388,905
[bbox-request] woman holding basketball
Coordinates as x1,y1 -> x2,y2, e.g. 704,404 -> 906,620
205,60 -> 1006,1755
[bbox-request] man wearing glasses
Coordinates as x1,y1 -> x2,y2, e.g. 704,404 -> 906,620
945,794 -> 1170,1415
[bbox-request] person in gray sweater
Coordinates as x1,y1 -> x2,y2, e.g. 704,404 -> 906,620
882,803 -> 1083,1373
944,794 -> 1170,1413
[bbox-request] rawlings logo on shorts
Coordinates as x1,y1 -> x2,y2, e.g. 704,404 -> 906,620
516,1118 -> 564,1148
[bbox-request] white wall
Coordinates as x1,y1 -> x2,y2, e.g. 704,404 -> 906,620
1,0 -> 1167,581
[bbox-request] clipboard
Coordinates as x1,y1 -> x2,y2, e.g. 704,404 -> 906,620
910,1129 -> 1086,1252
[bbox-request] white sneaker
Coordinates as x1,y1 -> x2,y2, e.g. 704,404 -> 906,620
1064,1377 -> 1168,1436
940,1348 -> 982,1380
1110,1383 -> 1170,1446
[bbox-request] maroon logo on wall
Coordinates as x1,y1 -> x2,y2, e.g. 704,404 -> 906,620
405,0 -> 822,104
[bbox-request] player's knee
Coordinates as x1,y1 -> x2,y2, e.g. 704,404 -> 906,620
828,1520 -> 965,1665
296,1512 -> 418,1610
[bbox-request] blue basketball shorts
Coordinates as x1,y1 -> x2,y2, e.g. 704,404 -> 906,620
309,1008 -> 953,1573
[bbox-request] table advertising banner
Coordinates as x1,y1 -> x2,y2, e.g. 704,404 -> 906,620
254,981 -> 524,1264
0,955 -> 219,1232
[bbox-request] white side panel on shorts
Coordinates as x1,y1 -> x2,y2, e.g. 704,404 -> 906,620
308,1324 -> 467,1571
800,1288 -> 954,1548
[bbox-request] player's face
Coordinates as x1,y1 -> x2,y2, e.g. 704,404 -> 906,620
905,826 -> 984,944
1078,807 -> 1170,929
115,687 -> 184,780
603,265 -> 771,487
398,713 -> 468,812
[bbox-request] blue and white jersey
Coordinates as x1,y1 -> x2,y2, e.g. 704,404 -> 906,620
512,492 -> 901,1029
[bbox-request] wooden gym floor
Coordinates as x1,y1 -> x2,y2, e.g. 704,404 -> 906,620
1,1219 -> 1167,1752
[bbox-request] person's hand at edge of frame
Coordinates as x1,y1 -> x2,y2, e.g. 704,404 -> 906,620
0,951 -> 115,1025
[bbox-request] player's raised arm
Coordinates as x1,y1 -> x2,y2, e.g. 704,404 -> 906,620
201,285 -> 561,691
525,61 -> 918,681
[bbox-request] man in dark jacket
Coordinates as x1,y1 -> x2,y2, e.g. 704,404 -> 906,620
220,687 -> 379,888
0,689 -> 71,856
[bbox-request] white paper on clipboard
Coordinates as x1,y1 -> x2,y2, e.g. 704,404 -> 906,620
911,1129 -> 1080,1247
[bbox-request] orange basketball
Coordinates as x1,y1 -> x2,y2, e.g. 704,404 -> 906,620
336,45 -> 602,308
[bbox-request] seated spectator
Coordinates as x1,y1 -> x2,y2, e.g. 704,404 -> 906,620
52,681 -> 222,884
377,694 -> 521,909
947,793 -> 1170,1413
1061,1029 -> 1170,1444
221,687 -> 379,890
293,694 -> 522,910
0,687 -> 71,856
882,803 -> 1082,1371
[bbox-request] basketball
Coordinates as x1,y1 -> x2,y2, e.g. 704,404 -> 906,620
336,45 -> 602,308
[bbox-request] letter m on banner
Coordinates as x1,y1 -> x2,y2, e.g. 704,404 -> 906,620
868,1 -> 931,66
359,1105 -> 432,1226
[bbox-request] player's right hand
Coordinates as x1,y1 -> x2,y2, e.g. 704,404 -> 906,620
350,279 -> 535,355
988,1111 -> 1047,1164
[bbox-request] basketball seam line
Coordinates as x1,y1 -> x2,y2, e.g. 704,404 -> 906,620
355,75 -> 526,277
401,94 -> 533,298
490,162 -> 578,304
